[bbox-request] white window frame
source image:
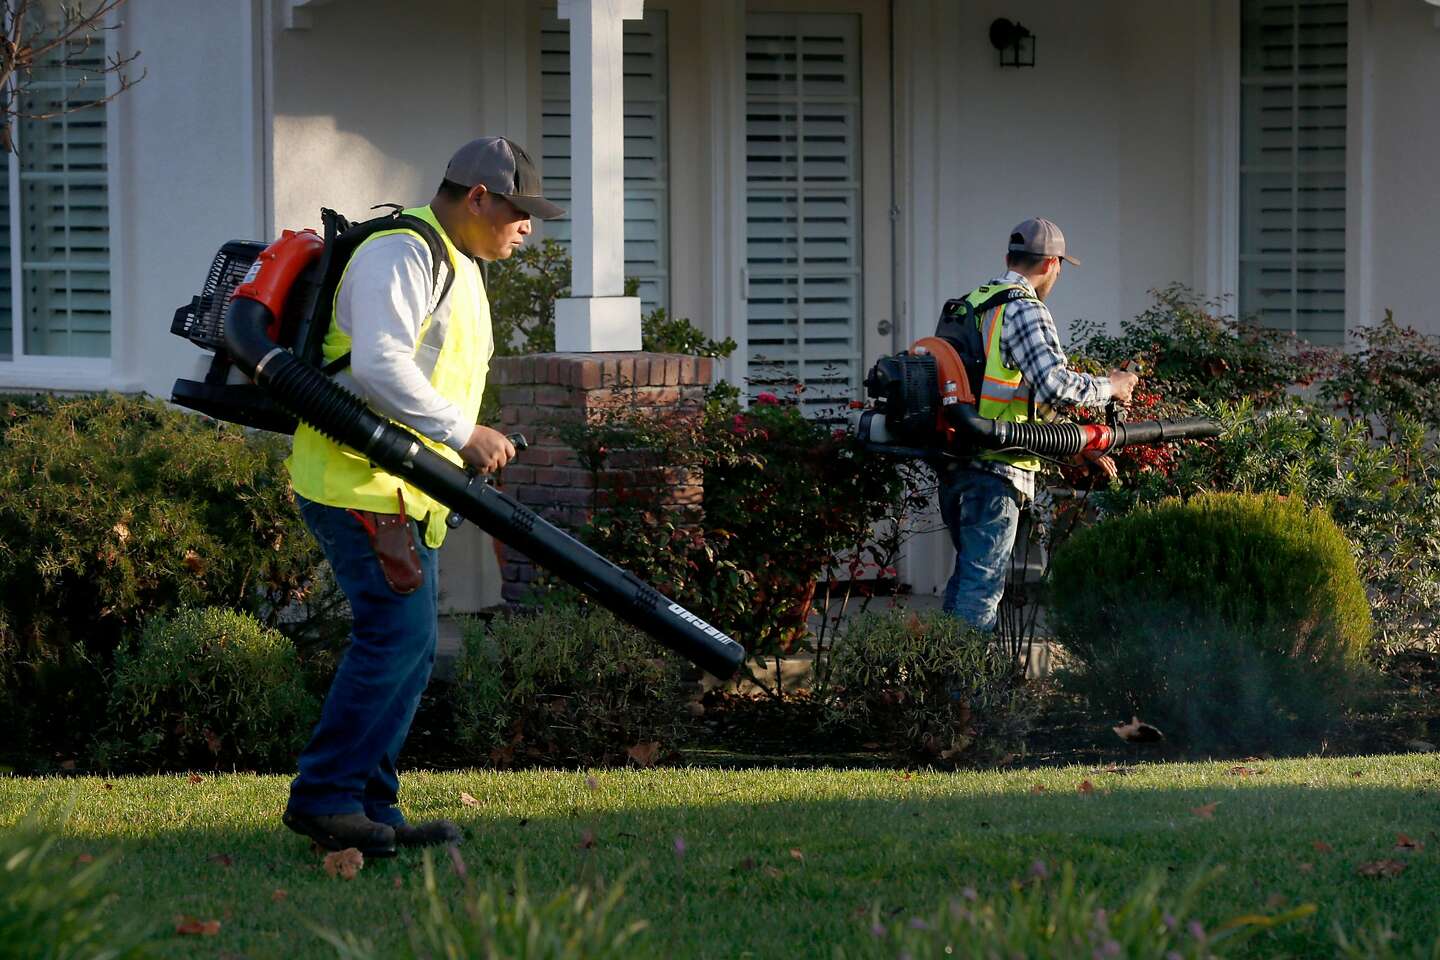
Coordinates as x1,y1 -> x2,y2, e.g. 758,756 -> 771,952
0,5 -> 123,391
1198,0 -> 1370,338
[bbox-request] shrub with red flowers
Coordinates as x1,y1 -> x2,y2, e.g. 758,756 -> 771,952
552,382 -> 927,688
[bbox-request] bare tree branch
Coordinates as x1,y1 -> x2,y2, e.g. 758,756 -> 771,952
0,0 -> 144,154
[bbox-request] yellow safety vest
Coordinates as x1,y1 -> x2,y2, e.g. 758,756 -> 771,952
965,283 -> 1041,473
287,205 -> 489,548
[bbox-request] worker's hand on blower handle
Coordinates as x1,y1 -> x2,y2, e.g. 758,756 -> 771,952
1108,367 -> 1139,405
460,424 -> 517,473
1078,364 -> 1141,480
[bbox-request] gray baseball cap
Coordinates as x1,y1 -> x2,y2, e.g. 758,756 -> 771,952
1008,217 -> 1080,266
444,136 -> 566,220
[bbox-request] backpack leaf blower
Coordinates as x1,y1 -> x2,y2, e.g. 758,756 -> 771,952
170,217 -> 745,681
851,334 -> 1220,462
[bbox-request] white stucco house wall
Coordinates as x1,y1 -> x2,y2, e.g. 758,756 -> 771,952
2,0 -> 1437,606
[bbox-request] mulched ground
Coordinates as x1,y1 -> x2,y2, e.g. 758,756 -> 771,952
404,648 -> 1440,773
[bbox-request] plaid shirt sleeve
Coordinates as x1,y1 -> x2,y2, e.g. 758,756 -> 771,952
998,291 -> 1112,409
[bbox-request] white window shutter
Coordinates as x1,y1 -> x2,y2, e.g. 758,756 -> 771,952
745,13 -> 863,414
1239,0 -> 1346,343
540,9 -> 670,314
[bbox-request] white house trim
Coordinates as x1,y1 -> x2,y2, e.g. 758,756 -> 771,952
1345,0 -> 1374,333
1193,0 -> 1241,314
554,0 -> 644,352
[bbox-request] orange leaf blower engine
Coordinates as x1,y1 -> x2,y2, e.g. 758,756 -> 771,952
850,334 -> 1220,462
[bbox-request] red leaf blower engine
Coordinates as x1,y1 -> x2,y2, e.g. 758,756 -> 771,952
168,215 -> 745,681
850,334 -> 1221,463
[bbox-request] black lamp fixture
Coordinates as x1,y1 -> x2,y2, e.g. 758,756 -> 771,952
989,17 -> 1035,68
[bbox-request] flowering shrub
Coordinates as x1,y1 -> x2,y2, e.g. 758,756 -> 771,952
555,383 -> 926,683
1317,309 -> 1440,437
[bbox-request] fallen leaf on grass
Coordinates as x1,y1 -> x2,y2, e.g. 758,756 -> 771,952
1395,833 -> 1424,852
1356,859 -> 1407,879
1227,765 -> 1260,777
1312,840 -> 1334,855
891,772 -> 914,782
1077,779 -> 1096,796
577,830 -> 597,850
1190,802 -> 1219,820
1029,784 -> 1046,794
789,848 -> 805,862
102,783 -> 113,791
1297,862 -> 1315,874
74,853 -> 94,865
206,853 -> 234,868
175,916 -> 221,936
183,549 -> 206,575
763,865 -> 783,879
1112,716 -> 1164,743
187,774 -> 204,785
322,848 -> 364,880
733,857 -> 757,874
626,742 -> 661,767
459,791 -> 479,807
393,876 -> 403,889
271,889 -> 287,903
585,775 -> 599,790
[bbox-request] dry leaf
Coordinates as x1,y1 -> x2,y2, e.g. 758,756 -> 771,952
271,889 -> 287,903
1395,833 -> 1424,852
763,865 -> 783,879
113,522 -> 130,543
459,791 -> 479,807
1312,840 -> 1334,855
734,856 -> 757,873
75,853 -> 95,864
585,775 -> 599,790
393,876 -> 403,889
175,916 -> 221,936
1356,859 -> 1407,879
1297,862 -> 1315,874
1077,779 -> 1096,796
577,830 -> 597,850
187,774 -> 204,785
102,783 -> 113,790
322,848 -> 364,880
626,742 -> 661,767
1190,802 -> 1219,820
1112,716 -> 1164,744
892,772 -> 914,782
183,549 -> 206,575
1227,766 -> 1259,777
789,848 -> 805,862
1029,784 -> 1046,794
206,853 -> 234,868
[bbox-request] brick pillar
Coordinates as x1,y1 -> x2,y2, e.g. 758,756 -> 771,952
490,352 -> 715,602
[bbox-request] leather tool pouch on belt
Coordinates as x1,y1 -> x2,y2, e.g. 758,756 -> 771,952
348,491 -> 423,594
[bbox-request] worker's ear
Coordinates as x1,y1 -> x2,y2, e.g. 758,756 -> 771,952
467,184 -> 489,214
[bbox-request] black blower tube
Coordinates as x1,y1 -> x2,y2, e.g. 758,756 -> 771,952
224,298 -> 746,680
945,404 -> 1220,457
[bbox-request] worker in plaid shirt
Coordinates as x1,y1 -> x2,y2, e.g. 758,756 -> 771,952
938,218 -> 1138,630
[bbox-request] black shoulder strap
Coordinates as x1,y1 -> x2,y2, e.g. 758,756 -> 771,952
320,208 -> 459,376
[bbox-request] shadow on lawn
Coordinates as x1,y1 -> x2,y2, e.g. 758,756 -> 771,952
27,773 -> 1439,959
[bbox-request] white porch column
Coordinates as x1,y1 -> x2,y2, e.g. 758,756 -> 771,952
555,0 -> 643,352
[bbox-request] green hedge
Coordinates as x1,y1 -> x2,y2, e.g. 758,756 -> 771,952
450,607 -> 688,768
1049,492 -> 1374,751
95,607 -> 319,771
0,393 -> 327,767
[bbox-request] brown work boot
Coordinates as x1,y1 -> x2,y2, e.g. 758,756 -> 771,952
394,819 -> 463,847
282,810 -> 397,858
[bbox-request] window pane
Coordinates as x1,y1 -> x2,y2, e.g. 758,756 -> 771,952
1239,0 -> 1346,344
540,9 -> 670,315
15,21 -> 111,359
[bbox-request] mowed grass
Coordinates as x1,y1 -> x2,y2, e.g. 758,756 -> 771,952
2,755 -> 1438,958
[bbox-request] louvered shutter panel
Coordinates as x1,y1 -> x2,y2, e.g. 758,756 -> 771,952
11,34 -> 111,358
1239,0 -> 1346,343
540,9 -> 669,313
745,13 -> 862,414
1,152 -> 11,359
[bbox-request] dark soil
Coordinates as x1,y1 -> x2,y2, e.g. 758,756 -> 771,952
402,649 -> 1440,773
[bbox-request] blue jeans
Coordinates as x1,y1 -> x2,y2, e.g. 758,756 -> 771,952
937,466 -> 1021,632
287,495 -> 439,828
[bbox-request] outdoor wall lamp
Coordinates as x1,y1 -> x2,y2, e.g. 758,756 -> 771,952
989,17 -> 1036,68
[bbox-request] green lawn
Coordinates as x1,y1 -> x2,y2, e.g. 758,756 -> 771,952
3,755 -> 1438,958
